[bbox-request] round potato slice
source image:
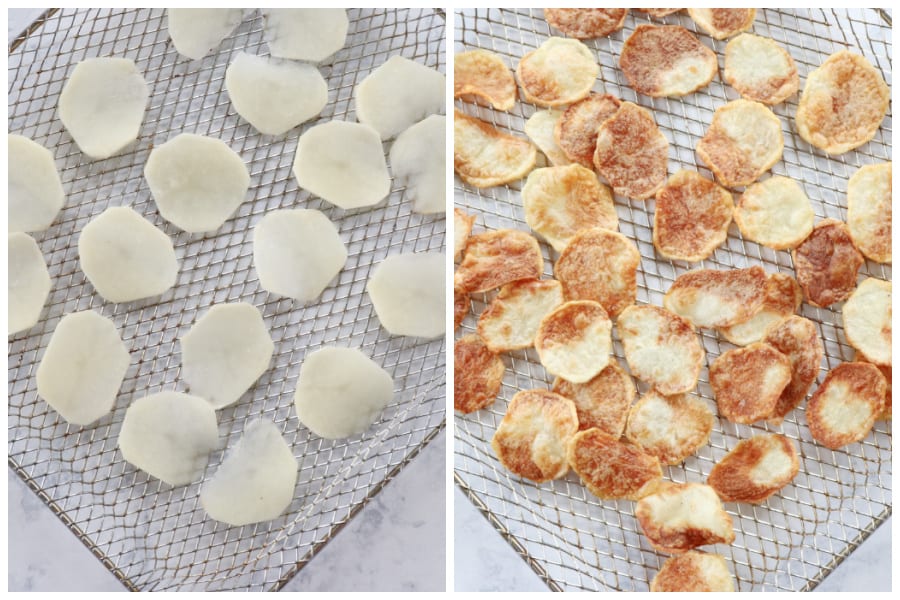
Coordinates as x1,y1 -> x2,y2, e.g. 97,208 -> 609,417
263,8 -> 348,63
390,114 -> 446,214
554,93 -> 621,168
842,278 -> 891,367
167,8 -> 243,60
663,265 -> 768,329
719,272 -> 802,347
524,109 -> 571,167
552,360 -> 635,436
763,315 -> 824,424
477,278 -> 564,352
543,8 -> 628,39
454,110 -> 537,188
8,135 -> 65,233
453,208 -> 476,262
516,37 -> 599,107
710,342 -> 792,424
652,170 -> 733,262
792,218 -> 864,308
368,252 -> 445,339
453,229 -> 544,294
807,362 -> 885,449
636,482 -> 735,553
620,25 -> 717,97
535,300 -> 612,384
707,434 -> 799,504
454,49 -> 517,111
568,428 -> 662,500
625,390 -> 714,465
733,175 -> 815,250
651,551 -> 735,592
454,334 -> 505,414
8,233 -> 51,336
688,8 -> 756,40
846,162 -> 891,263
724,33 -> 799,105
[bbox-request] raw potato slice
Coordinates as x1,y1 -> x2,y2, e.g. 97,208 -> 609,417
454,49 -> 517,111
293,121 -> 391,209
763,316 -> 824,424
733,176 -> 815,250
637,9 -> 683,18
792,218 -> 864,308
847,162 -> 891,263
453,208 -> 475,262
620,25 -> 717,97
368,252 -> 445,339
842,278 -> 891,367
8,135 -> 64,233
534,300 -> 612,384
181,303 -> 274,409
454,285 -> 469,332
58,57 -> 149,159
553,360 -> 635,435
522,165 -> 618,253
554,93 -> 621,168
543,8 -> 628,39
294,346 -> 394,439
477,279 -> 564,352
688,8 -> 756,40
724,33 -> 799,105
719,272 -> 802,346
568,428 -> 662,501
796,51 -> 890,155
491,389 -> 578,482
225,52 -> 328,136
554,228 -> 639,317
453,229 -> 544,294
390,114 -> 446,214
663,266 -> 767,329
356,55 -> 445,140
201,419 -> 298,526
635,482 -> 735,553
145,133 -> 250,233
696,99 -> 783,188
78,206 -> 178,304
618,304 -> 705,396
707,434 -> 799,503
118,391 -> 218,486
524,110 -> 571,167
651,551 -> 735,592
807,362 -> 885,449
263,8 -> 348,63
454,110 -> 537,188
516,37 -> 599,107
593,101 -> 669,200
454,334 -> 505,414
653,170 -> 734,262
167,8 -> 243,60
35,311 -> 130,426
252,209 -> 347,302
8,233 -> 51,336
625,390 -> 714,465
710,342 -> 792,424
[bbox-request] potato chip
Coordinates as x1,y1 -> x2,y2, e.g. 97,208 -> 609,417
637,9 -> 683,18
688,8 -> 756,40
453,208 -> 476,263
847,162 -> 891,263
620,25 -> 717,97
710,342 -> 791,424
733,175 -> 815,250
625,390 -> 714,465
763,315 -> 824,424
663,265 -> 767,329
651,551 -> 734,592
478,278 -> 564,352
792,218 -> 864,308
554,93 -> 621,167
552,360 -> 635,435
653,170 -> 733,262
567,428 -> 663,500
524,109 -> 572,167
842,277 -> 891,367
707,434 -> 799,504
636,482 -> 735,553
454,334 -> 505,414
454,110 -> 537,188
454,285 -> 469,332
535,300 -> 612,384
454,48 -> 517,111
516,37 -> 599,107
724,33 -> 799,105
719,272 -> 802,346
807,362 -> 886,449
454,229 -> 544,293
543,8 -> 628,39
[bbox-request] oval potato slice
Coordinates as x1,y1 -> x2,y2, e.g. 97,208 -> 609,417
454,110 -> 537,188
733,175 -> 815,250
625,389 -> 714,465
620,25 -> 717,97
651,551 -> 735,592
719,272 -> 802,347
552,360 -> 635,436
710,342 -> 791,424
454,334 -> 505,414
263,8 -> 348,63
663,265 -> 767,329
653,170 -> 733,262
554,93 -> 621,168
842,277 -> 891,367
543,8 -> 627,39
724,33 -> 799,105
707,433 -> 799,503
390,114 -> 446,214
477,278 -> 564,352
516,37 -> 599,107
635,482 -> 735,553
453,229 -> 544,294
8,135 -> 65,233
846,162 -> 891,263
567,428 -> 663,500
792,218 -> 864,308
454,48 -> 517,111
8,232 -> 51,336
535,300 -> 612,384
763,315 -> 824,424
368,252 -> 445,339
167,8 -> 243,60
807,362 -> 885,449
688,8 -> 756,40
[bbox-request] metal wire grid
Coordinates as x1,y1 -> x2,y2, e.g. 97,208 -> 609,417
453,8 -> 891,592
8,8 -> 446,592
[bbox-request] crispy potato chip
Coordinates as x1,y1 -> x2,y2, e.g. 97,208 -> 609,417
637,9 -> 683,18
454,334 -> 505,414
847,162 -> 891,263
618,304 -> 705,396
792,218 -> 864,308
554,228 -> 640,317
688,8 -> 756,40
477,278 -> 564,352
535,300 -> 612,384
594,101 -> 669,200
653,170 -> 733,261
567,428 -> 663,500
859,358 -> 892,420
796,51 -> 890,155
663,265 -> 767,329
651,551 -> 735,592
491,389 -> 578,482
719,272 -> 802,346
724,33 -> 799,105
543,8 -> 628,39
454,49 -> 517,111
636,482 -> 735,553
453,208 -> 476,263
696,99 -> 783,188
454,229 -> 544,293
807,362 -> 886,449
454,110 -> 537,188
708,434 -> 799,504
554,93 -> 621,167
516,37 -> 599,107
453,284 -> 469,332
620,25 -> 717,98
843,277 -> 891,367
552,360 -> 635,435
625,390 -> 714,465
733,175 -> 815,250
763,315 -> 824,424
710,342 -> 792,424
524,109 -> 572,166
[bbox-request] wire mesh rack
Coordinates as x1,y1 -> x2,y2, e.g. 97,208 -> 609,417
8,8 -> 446,592
453,8 -> 891,592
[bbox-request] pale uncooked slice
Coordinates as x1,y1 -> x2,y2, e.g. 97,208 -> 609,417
524,110 -> 572,167
733,176 -> 815,250
118,391 -> 219,486
36,311 -> 131,425
389,114 -> 446,214
8,232 -> 51,335
167,8 -> 243,60
181,303 -> 274,409
293,120 -> 391,209
355,55 -> 446,140
263,8 -> 348,63
8,135 -> 65,233
145,133 -> 250,233
58,57 -> 149,159
367,252 -> 445,339
78,206 -> 178,304
201,419 -> 298,526
253,209 -> 346,302
847,162 -> 891,263
294,346 -> 394,439
225,52 -> 328,136
842,278 -> 891,367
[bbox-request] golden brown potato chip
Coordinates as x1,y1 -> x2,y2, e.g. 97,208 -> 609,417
688,8 -> 756,40
454,284 -> 469,331
807,362 -> 886,449
554,228 -> 640,318
653,170 -> 734,261
554,94 -> 621,168
637,9 -> 683,18
724,33 -> 799,105
516,37 -> 599,107
843,277 -> 891,367
543,8 -> 628,39
454,229 -> 544,293
625,390 -> 714,465
847,162 -> 891,263
524,109 -> 571,167
636,482 -> 735,554
733,175 -> 815,250
719,272 -> 802,346
593,101 -> 669,200
796,51 -> 890,155
792,218 -> 864,308
708,434 -> 799,504
454,334 -> 505,414
620,25 -> 717,98
552,359 -> 635,435
710,342 -> 792,424
477,278 -> 564,352
453,207 -> 476,263
567,427 -> 663,500
454,48 -> 517,111
864,359 -> 892,420
534,300 -> 612,384
522,164 -> 618,253
454,109 -> 537,188
763,315 -> 824,424
651,551 -> 735,592
663,265 -> 767,329
491,389 -> 578,482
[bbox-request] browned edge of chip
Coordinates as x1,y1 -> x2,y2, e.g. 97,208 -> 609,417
707,433 -> 800,503
567,427 -> 663,500
454,334 -> 505,414
806,361 -> 886,449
